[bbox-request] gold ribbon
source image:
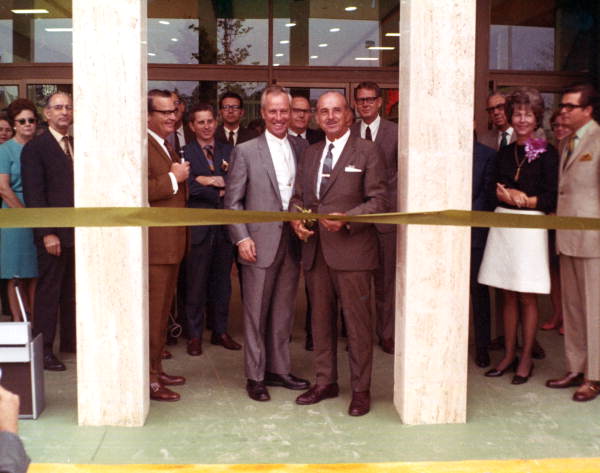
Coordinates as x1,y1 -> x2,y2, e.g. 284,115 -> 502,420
0,207 -> 600,230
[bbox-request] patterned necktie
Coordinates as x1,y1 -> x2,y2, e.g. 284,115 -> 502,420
499,131 -> 508,148
164,139 -> 178,163
563,135 -> 577,171
319,143 -> 334,199
228,130 -> 235,146
365,126 -> 373,141
62,136 -> 73,160
203,145 -> 215,172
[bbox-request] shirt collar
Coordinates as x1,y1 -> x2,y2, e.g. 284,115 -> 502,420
575,119 -> 594,141
48,126 -> 69,143
325,128 -> 351,149
147,128 -> 166,145
265,129 -> 289,145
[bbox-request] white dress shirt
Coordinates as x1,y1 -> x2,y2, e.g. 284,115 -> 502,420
48,126 -> 73,157
497,126 -> 514,147
360,114 -> 381,141
265,130 -> 295,209
316,128 -> 351,196
148,128 -> 178,194
288,129 -> 307,140
224,126 -> 240,145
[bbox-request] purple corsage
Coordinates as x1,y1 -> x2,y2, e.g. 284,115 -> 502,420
524,138 -> 547,163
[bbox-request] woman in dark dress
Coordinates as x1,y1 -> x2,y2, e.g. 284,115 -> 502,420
478,87 -> 559,384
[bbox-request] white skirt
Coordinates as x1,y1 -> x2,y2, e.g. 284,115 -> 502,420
477,207 -> 550,294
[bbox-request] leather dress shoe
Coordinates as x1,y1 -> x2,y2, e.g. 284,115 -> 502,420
265,372 -> 310,390
484,357 -> 518,377
348,391 -> 371,416
295,383 -> 339,405
158,372 -> 186,386
532,339 -> 546,360
511,363 -> 534,385
546,372 -> 584,389
211,332 -> 241,350
150,382 -> 180,402
380,338 -> 394,354
573,380 -> 600,402
44,353 -> 66,371
187,338 -> 202,356
475,347 -> 490,368
246,379 -> 270,402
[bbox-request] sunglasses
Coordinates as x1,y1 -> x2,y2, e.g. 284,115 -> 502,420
16,118 -> 37,125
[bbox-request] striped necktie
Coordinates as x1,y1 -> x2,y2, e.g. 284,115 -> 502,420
319,143 -> 334,199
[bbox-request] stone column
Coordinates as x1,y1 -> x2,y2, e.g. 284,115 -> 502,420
395,0 -> 476,424
72,0 -> 149,426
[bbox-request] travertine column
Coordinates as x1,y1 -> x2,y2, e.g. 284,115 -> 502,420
73,0 -> 149,426
395,0 -> 476,424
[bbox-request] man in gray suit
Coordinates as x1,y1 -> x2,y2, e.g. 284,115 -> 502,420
225,85 -> 309,402
546,83 -> 600,402
350,81 -> 398,354
479,92 -> 516,150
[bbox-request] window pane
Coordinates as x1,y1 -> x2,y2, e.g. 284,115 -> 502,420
273,0 -> 399,67
0,85 -> 19,109
27,84 -> 73,118
490,0 -> 599,72
148,1 -> 268,65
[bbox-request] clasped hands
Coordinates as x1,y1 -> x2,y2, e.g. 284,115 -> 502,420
291,212 -> 346,242
496,183 -> 535,209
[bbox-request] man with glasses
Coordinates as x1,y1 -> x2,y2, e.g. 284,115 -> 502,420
146,89 -> 190,402
288,95 -> 324,145
215,92 -> 258,146
480,92 -> 515,150
167,91 -> 194,158
547,83 -> 600,402
22,92 -> 76,372
350,81 -> 398,355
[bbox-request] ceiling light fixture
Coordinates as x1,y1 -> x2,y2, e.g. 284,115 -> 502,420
345,6 -> 358,12
275,53 -> 284,57
148,53 -> 156,57
159,20 -> 170,25
310,55 -> 318,59
11,9 -> 49,14
368,46 -> 395,50
385,32 -> 400,37
280,40 -> 290,44
171,38 -> 178,42
45,28 -> 73,32
329,27 -> 340,32
355,57 -> 378,61
318,43 -> 328,48
273,63 -> 280,67
285,22 -> 296,27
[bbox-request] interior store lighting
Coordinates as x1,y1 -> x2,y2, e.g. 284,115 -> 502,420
329,27 -> 340,32
385,32 -> 400,37
368,46 -> 395,50
355,57 -> 378,61
280,40 -> 290,44
285,22 -> 296,27
159,20 -> 170,25
11,9 -> 49,14
318,43 -> 328,47
345,6 -> 358,12
45,28 -> 73,32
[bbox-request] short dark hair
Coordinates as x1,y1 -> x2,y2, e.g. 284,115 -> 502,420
148,89 -> 172,112
506,87 -> 545,129
354,81 -> 381,99
218,91 -> 243,109
6,98 -> 37,127
188,103 -> 216,121
563,82 -> 599,114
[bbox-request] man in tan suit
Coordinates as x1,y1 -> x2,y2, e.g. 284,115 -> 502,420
291,92 -> 388,416
147,89 -> 190,402
546,83 -> 600,401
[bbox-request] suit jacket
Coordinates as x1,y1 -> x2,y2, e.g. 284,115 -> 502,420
167,124 -> 195,156
471,141 -> 496,249
184,139 -> 233,245
306,127 -> 325,145
225,133 -> 307,269
21,129 -> 74,247
556,119 -> 600,258
290,134 -> 388,272
215,125 -> 258,146
147,133 -> 188,265
479,128 -> 516,150
351,118 -> 398,233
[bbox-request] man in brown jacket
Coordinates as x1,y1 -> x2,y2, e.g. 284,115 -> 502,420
147,89 -> 190,402
290,91 -> 388,416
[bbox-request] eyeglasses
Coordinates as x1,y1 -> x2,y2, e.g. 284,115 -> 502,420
558,103 -> 585,112
355,97 -> 379,105
47,104 -> 73,111
485,104 -> 505,113
16,118 -> 37,125
151,108 -> 177,116
221,105 -> 242,111
292,108 -> 311,114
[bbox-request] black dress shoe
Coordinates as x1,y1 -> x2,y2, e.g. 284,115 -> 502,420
246,379 -> 270,402
44,353 -> 66,371
511,363 -> 534,385
484,357 -> 518,377
475,348 -> 490,368
264,372 -> 310,390
296,383 -> 339,405
532,339 -> 546,360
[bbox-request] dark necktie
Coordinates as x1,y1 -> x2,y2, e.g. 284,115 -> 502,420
319,143 -> 334,199
164,139 -> 178,163
365,126 -> 372,141
228,130 -> 235,146
499,131 -> 508,148
203,145 -> 215,172
62,136 -> 73,160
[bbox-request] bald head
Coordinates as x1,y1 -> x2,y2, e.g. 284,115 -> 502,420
316,91 -> 349,140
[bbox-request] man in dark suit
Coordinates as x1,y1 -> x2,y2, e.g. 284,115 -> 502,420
288,95 -> 324,145
215,92 -> 258,146
225,85 -> 309,402
471,139 -> 496,367
146,89 -> 190,402
479,92 -> 516,150
350,81 -> 398,354
21,92 -> 75,371
167,91 -> 195,157
183,103 -> 241,356
291,91 -> 388,416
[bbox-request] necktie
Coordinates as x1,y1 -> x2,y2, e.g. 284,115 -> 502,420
499,131 -> 508,148
563,135 -> 577,171
365,126 -> 372,141
319,143 -> 334,199
164,139 -> 178,163
203,145 -> 215,172
228,130 -> 235,146
61,136 -> 73,160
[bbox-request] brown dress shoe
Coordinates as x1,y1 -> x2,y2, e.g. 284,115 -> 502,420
349,391 -> 371,416
161,349 -> 173,360
211,333 -> 241,350
150,382 -> 180,402
573,380 -> 600,402
546,372 -> 584,389
246,379 -> 270,402
158,372 -> 186,386
380,338 -> 394,354
295,383 -> 339,405
187,338 -> 202,356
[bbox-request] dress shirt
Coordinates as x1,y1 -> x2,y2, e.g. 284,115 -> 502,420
360,115 -> 381,141
176,125 -> 186,147
148,128 -> 178,194
316,128 -> 351,196
568,119 -> 594,156
288,129 -> 307,140
224,126 -> 239,145
48,126 -> 73,158
265,130 -> 295,209
497,127 -> 514,147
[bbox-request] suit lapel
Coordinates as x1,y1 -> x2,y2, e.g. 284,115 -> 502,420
256,134 -> 283,203
320,136 -> 355,200
148,133 -> 172,166
562,121 -> 599,174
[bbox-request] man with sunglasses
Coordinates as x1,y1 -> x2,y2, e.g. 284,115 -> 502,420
479,92 -> 515,150
215,92 -> 258,146
22,92 -> 76,372
547,83 -> 600,402
350,81 -> 398,355
146,89 -> 190,402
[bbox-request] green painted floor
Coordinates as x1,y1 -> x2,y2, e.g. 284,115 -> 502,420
16,324 -> 600,465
